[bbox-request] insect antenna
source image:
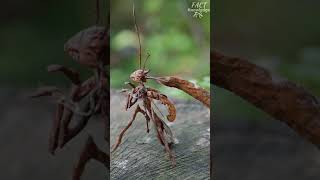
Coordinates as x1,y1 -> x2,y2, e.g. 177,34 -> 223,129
133,1 -> 142,69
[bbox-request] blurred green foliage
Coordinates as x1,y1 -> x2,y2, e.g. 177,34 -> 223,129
110,0 -> 210,99
214,0 -> 320,120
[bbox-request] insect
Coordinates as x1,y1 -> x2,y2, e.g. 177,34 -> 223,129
111,3 -> 177,166
31,1 -> 110,179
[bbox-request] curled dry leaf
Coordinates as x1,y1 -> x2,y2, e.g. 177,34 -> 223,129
156,76 -> 210,108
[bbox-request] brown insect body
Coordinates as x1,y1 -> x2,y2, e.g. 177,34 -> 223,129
112,81 -> 177,165
111,3 -> 177,166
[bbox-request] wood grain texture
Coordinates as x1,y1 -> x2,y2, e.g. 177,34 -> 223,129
110,92 -> 210,179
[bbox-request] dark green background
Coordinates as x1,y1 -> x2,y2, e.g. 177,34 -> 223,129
0,0 -> 108,87
214,0 -> 320,120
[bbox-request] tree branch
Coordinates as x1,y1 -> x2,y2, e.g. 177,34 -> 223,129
212,50 -> 320,148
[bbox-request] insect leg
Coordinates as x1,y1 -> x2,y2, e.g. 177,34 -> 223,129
98,90 -> 110,144
141,105 -> 151,133
125,92 -> 132,110
47,64 -> 81,85
30,86 -> 63,99
156,124 -> 176,167
58,100 -> 92,148
72,135 -> 109,180
124,81 -> 136,88
49,103 -> 64,155
151,110 -> 165,146
152,109 -> 176,166
111,104 -> 144,153
29,86 -> 65,154
145,113 -> 150,133
61,82 -> 100,146
127,93 -> 138,110
73,76 -> 97,102
155,127 -> 165,145
57,107 -> 73,148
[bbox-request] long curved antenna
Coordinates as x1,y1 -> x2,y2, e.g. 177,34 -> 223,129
133,1 -> 142,69
143,53 -> 150,70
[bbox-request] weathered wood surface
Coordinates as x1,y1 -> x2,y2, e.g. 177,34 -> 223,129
2,89 -> 320,180
215,119 -> 320,180
110,91 -> 210,179
0,89 -> 107,180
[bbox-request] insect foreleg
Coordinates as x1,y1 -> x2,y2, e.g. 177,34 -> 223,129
125,81 -> 136,88
47,64 -> 81,85
129,97 -> 138,109
126,91 -> 139,110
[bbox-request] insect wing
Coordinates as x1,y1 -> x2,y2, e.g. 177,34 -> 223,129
151,100 -> 175,143
161,118 -> 175,144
